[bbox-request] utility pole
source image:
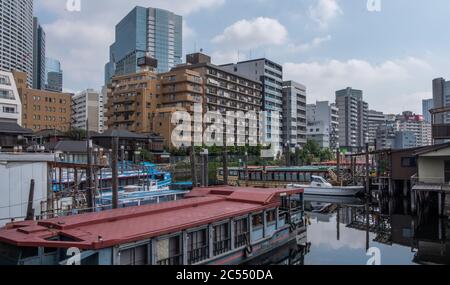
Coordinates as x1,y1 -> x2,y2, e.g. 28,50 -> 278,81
336,149 -> 341,185
285,143 -> 291,167
112,136 -> 119,209
25,179 -> 35,221
244,151 -> 249,187
190,146 -> 197,188
86,119 -> 94,212
295,145 -> 300,166
365,143 -> 370,196
223,147 -> 228,185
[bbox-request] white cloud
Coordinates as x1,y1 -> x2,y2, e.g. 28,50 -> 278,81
309,0 -> 343,28
210,50 -> 248,65
212,17 -> 288,49
36,0 -> 225,90
288,35 -> 332,53
284,57 -> 434,114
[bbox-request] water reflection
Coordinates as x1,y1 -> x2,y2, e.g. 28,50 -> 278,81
256,194 -> 450,265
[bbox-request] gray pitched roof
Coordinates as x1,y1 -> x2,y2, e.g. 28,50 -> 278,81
0,122 -> 33,134
53,140 -> 101,153
91,129 -> 148,139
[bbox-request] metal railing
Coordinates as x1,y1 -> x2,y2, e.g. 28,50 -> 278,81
213,239 -> 231,256
188,245 -> 209,264
157,254 -> 183,265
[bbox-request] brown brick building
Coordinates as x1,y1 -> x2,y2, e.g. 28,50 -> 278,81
13,71 -> 72,132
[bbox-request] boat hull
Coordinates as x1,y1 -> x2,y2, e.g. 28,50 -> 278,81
289,184 -> 363,197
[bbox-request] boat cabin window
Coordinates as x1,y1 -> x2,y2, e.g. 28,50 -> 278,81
252,213 -> 264,229
229,170 -> 238,177
213,222 -> 231,256
286,172 -> 292,181
156,235 -> 182,265
120,244 -> 148,265
234,218 -> 249,248
187,229 -> 209,264
266,210 -> 277,224
239,171 -> 245,180
305,173 -> 311,182
312,177 -> 324,184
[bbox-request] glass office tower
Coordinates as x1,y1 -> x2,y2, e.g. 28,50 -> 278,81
105,6 -> 182,84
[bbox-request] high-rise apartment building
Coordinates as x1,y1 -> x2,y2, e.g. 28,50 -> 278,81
105,6 -> 182,84
422,98 -> 434,123
0,71 -> 22,125
0,0 -> 34,86
335,87 -> 369,152
221,58 -> 283,155
72,89 -> 105,133
368,110 -> 385,145
32,17 -> 46,90
432,78 -> 450,124
395,111 -> 432,147
13,71 -> 72,132
282,81 -> 307,149
45,58 -> 63,92
306,101 -> 339,150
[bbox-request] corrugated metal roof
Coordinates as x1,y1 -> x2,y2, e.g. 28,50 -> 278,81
0,186 -> 303,250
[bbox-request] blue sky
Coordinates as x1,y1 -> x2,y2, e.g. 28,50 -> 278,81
35,0 -> 450,114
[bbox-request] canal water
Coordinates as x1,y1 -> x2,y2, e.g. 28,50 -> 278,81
252,194 -> 450,265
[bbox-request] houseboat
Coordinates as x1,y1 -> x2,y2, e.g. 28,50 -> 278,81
217,166 -> 335,187
0,186 -> 306,265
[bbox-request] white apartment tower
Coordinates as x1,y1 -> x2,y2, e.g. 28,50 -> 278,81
0,0 -> 34,87
306,101 -> 339,150
72,89 -> 105,133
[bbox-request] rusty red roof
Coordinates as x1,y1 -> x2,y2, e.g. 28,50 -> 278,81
0,186 -> 303,250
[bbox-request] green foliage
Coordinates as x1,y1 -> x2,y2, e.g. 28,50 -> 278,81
296,140 -> 336,165
64,128 -> 86,140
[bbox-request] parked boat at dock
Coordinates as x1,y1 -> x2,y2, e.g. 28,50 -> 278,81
288,176 -> 364,197
0,186 -> 306,265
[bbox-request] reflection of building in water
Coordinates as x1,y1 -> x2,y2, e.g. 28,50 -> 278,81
338,207 -> 354,225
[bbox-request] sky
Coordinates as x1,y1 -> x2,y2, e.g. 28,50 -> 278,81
35,0 -> 450,114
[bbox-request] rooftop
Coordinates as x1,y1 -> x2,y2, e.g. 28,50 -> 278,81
0,122 -> 32,135
0,186 -> 303,250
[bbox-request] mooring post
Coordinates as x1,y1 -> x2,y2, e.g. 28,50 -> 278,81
112,136 -> 119,209
26,179 -> 35,221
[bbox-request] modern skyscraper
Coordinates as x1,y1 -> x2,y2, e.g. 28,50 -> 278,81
432,78 -> 450,124
105,6 -> 182,84
0,0 -> 34,86
422,98 -> 434,123
45,57 -> 63,92
221,59 -> 284,155
306,101 -> 339,150
72,89 -> 105,133
335,87 -> 369,152
282,81 -> 307,149
33,17 -> 46,90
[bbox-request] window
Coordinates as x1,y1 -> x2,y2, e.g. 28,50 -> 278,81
266,210 -> 277,224
2,106 -> 15,113
187,229 -> 209,264
0,89 -> 14,100
234,218 -> 249,248
120,245 -> 148,265
213,223 -> 231,256
0,75 -> 11,85
156,235 -> 182,265
252,213 -> 263,229
401,157 -> 416,167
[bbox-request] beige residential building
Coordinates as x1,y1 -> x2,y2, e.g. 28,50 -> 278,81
13,71 -> 72,132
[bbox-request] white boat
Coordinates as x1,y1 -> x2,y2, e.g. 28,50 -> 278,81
288,176 -> 364,197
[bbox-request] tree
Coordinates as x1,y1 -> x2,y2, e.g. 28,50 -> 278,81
65,128 -> 86,140
296,140 -> 335,165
